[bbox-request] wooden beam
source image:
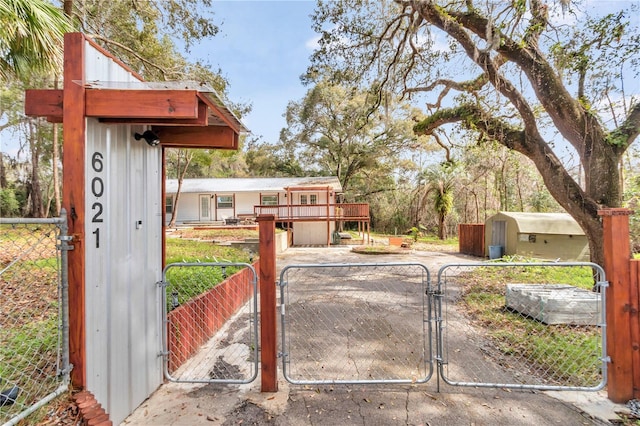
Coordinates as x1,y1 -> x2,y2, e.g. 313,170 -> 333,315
154,125 -> 238,149
63,32 -> 87,389
99,101 -> 208,126
195,92 -> 240,133
25,89 -> 63,119
85,89 -> 199,119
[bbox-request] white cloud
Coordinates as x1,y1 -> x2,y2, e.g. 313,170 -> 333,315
305,35 -> 321,50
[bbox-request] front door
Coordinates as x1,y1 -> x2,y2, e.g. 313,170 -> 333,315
199,194 -> 210,221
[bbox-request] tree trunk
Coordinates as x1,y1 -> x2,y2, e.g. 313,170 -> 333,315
438,213 -> 446,240
52,75 -> 61,216
63,1 -> 73,16
29,121 -> 44,217
168,149 -> 193,228
168,180 -> 183,228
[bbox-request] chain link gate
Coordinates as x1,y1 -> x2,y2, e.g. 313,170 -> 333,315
279,260 -> 607,392
279,262 -> 433,385
0,212 -> 72,426
436,261 -> 607,391
161,262 -> 258,384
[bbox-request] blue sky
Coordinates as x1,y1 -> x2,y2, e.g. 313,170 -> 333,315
188,1 -> 319,144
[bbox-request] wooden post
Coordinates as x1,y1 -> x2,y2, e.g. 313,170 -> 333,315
631,259 -> 640,399
598,208 -> 633,402
63,33 -> 87,388
257,215 -> 278,392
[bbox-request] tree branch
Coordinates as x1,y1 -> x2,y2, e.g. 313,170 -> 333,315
606,102 -> 640,149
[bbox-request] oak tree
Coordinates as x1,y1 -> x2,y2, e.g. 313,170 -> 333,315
308,0 -> 640,265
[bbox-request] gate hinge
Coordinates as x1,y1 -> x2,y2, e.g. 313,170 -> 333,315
596,280 -> 609,289
603,356 -> 611,364
156,280 -> 168,288
57,235 -> 75,251
58,363 -> 74,378
277,351 -> 287,359
278,280 -> 287,288
157,350 -> 169,358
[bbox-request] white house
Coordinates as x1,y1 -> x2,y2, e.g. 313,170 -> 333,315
165,177 -> 370,246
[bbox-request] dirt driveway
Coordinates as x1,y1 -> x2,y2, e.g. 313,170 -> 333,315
123,246 -> 625,425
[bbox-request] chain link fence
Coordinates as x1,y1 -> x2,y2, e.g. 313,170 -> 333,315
162,262 -> 258,384
0,212 -> 71,425
436,261 -> 606,391
280,262 -> 432,385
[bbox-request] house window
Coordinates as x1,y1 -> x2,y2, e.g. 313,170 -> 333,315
217,195 -> 233,208
300,194 -> 318,205
261,194 -> 278,205
165,196 -> 173,214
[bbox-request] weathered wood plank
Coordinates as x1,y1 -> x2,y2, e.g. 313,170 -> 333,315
24,89 -> 63,118
154,125 -> 238,149
86,89 -> 198,119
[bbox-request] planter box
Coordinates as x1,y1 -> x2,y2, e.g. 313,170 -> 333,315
389,237 -> 404,246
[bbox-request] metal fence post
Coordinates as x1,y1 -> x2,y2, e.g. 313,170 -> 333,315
598,208 -> 634,402
58,208 -> 72,379
257,215 -> 278,392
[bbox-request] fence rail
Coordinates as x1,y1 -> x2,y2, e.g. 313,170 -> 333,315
0,211 -> 71,426
254,203 -> 370,221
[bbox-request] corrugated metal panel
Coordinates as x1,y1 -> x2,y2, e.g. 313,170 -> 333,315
83,41 -> 163,424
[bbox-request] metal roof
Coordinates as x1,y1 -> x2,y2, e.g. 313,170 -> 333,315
166,177 -> 343,194
495,211 -> 585,235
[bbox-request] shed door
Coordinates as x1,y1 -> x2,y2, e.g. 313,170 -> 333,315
199,195 -> 210,221
491,220 -> 506,246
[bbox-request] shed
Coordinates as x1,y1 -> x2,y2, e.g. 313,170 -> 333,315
485,211 -> 590,261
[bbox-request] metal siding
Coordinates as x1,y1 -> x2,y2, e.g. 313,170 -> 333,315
83,41 -> 162,424
108,125 -> 130,421
85,119 -> 110,403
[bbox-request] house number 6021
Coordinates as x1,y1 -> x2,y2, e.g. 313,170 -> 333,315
91,152 -> 104,248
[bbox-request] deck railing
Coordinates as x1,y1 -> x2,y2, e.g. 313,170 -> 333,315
253,203 -> 369,221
